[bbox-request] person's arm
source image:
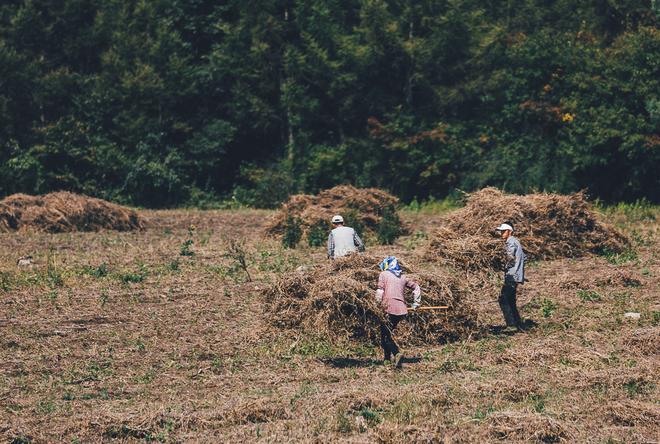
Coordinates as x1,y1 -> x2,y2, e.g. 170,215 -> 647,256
375,272 -> 385,303
406,277 -> 421,308
327,232 -> 334,259
506,242 -> 521,275
353,230 -> 365,252
514,242 -> 523,271
512,240 -> 524,281
505,241 -> 516,273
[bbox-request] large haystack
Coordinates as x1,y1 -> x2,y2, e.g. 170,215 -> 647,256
427,188 -> 628,270
266,185 -> 403,238
0,192 -> 144,233
264,254 -> 477,346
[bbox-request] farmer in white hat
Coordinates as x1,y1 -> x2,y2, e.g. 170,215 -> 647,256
327,214 -> 365,259
496,222 -> 526,331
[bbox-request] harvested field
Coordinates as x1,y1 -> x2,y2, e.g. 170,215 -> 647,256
266,185 -> 404,238
0,200 -> 658,442
0,192 -> 144,233
427,187 -> 629,270
265,253 -> 477,345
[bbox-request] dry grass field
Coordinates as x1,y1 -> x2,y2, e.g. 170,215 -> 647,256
1,205 -> 658,443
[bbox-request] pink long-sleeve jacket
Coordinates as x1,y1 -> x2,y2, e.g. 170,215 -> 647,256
377,271 -> 421,316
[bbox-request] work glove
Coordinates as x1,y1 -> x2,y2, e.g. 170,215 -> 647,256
411,302 -> 420,311
375,289 -> 384,304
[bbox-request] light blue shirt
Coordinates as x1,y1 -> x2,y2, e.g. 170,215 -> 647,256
505,236 -> 525,283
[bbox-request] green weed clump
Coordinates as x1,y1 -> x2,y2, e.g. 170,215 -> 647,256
180,227 -> 195,256
257,249 -> 300,274
342,209 -> 366,241
0,271 -> 12,292
99,289 -> 109,307
167,259 -> 180,272
282,214 -> 302,249
376,206 -> 403,245
541,298 -> 557,318
224,239 -> 252,282
601,200 -> 658,223
118,265 -> 148,284
307,219 -> 328,247
83,263 -> 108,278
404,196 -> 461,214
357,407 -> 382,427
577,289 -> 602,302
602,248 -> 638,265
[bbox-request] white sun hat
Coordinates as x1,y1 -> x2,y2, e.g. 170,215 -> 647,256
331,215 -> 344,224
496,223 -> 513,232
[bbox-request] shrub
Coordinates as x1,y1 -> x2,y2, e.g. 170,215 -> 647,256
342,208 -> 366,240
307,219 -> 328,247
282,214 -> 302,249
377,206 -> 403,245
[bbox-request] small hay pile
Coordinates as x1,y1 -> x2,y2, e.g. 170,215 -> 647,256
264,254 -> 477,345
266,185 -> 403,237
0,192 -> 144,233
427,187 -> 628,270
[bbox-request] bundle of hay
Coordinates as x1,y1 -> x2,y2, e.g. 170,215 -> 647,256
0,192 -> 144,233
427,188 -> 628,270
0,203 -> 19,231
264,254 -> 477,345
266,185 -> 404,238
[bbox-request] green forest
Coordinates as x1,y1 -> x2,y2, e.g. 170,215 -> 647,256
0,0 -> 658,207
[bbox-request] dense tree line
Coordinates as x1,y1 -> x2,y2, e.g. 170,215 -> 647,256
0,0 -> 658,207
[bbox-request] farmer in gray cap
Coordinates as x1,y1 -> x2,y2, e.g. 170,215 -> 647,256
327,215 -> 365,259
496,223 -> 526,331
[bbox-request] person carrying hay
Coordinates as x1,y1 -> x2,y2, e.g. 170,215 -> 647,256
376,256 -> 421,368
327,215 -> 365,259
496,223 -> 526,331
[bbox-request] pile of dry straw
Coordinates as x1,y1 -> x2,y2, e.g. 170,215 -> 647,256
0,192 -> 144,233
266,185 -> 403,237
265,254 -> 477,346
427,187 -> 628,270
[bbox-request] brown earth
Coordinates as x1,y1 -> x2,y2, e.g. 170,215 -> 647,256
0,206 -> 658,442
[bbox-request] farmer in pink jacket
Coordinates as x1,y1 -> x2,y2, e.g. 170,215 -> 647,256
375,256 -> 421,368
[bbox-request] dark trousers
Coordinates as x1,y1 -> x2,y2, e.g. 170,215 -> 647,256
380,314 -> 405,360
499,278 -> 522,327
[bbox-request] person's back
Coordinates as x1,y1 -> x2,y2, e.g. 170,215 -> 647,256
330,225 -> 358,258
378,270 -> 418,316
327,214 -> 365,259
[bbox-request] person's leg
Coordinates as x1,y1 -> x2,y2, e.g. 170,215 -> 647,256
389,314 -> 405,368
499,281 -> 517,327
380,317 -> 395,361
510,283 -> 522,327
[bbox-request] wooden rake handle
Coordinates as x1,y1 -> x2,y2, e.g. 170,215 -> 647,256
409,305 -> 449,311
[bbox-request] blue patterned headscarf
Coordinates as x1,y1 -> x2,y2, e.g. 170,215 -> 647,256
379,256 -> 402,277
